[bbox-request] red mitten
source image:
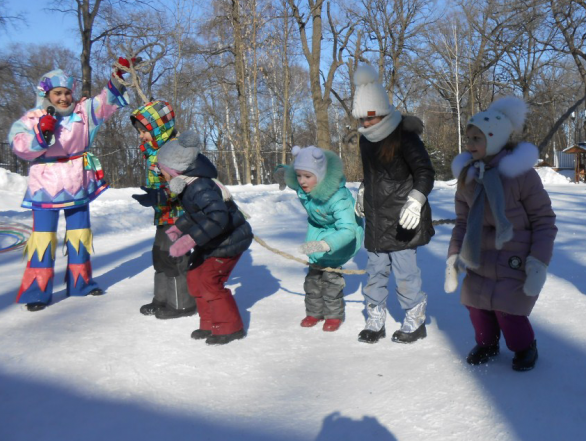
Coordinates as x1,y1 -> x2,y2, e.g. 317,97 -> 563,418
38,113 -> 57,145
39,113 -> 57,134
115,57 -> 134,78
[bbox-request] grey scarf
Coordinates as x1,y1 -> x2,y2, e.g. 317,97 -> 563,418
459,160 -> 513,269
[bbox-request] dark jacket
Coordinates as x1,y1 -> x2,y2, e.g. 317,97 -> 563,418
360,120 -> 435,252
173,154 -> 253,264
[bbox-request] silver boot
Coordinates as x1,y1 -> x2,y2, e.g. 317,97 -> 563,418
392,297 -> 427,343
358,303 -> 387,344
365,303 -> 386,331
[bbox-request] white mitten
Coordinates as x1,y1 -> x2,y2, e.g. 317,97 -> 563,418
273,166 -> 287,191
444,254 -> 461,293
299,240 -> 330,255
523,256 -> 547,297
399,196 -> 423,229
355,182 -> 365,218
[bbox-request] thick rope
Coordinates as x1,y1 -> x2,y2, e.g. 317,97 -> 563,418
253,218 -> 455,275
253,235 -> 366,275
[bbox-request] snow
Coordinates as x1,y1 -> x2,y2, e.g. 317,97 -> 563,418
1,167 -> 585,441
535,167 -> 573,184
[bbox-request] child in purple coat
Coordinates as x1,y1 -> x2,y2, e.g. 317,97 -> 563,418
445,96 -> 557,371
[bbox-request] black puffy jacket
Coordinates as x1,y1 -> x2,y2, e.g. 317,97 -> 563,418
174,154 -> 253,264
360,121 -> 435,252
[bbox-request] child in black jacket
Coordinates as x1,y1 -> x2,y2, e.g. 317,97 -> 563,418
156,131 -> 253,345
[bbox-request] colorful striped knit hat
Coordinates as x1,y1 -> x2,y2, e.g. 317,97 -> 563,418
130,101 -> 176,150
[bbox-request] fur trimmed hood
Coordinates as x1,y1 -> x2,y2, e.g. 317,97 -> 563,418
452,142 -> 539,181
284,149 -> 345,202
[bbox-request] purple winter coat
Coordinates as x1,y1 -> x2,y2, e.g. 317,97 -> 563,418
448,143 -> 557,316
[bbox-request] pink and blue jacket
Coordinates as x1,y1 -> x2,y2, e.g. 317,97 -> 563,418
9,80 -> 128,210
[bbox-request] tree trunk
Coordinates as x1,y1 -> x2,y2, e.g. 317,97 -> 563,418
231,0 -> 252,184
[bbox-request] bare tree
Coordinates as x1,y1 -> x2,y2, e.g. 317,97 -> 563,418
536,0 -> 586,152
50,0 -> 134,97
288,0 -> 354,149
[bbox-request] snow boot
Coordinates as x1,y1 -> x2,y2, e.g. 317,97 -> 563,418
392,324 -> 427,343
323,319 -> 342,332
359,303 -> 386,344
206,329 -> 246,345
300,316 -> 323,327
140,299 -> 166,316
391,298 -> 427,344
512,340 -> 538,371
26,302 -> 46,312
466,343 -> 500,365
191,329 -> 213,340
358,327 -> 386,344
155,304 -> 197,320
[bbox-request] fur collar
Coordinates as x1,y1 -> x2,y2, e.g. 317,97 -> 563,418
451,142 -> 538,179
285,150 -> 345,203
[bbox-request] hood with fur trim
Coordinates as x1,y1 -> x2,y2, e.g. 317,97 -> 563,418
452,142 -> 539,182
284,149 -> 345,202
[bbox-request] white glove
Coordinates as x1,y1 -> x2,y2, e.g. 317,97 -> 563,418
444,254 -> 462,293
399,196 -> 423,230
523,256 -> 547,297
299,240 -> 330,255
273,166 -> 287,191
355,182 -> 365,218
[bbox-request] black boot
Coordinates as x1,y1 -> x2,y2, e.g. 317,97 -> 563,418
26,302 -> 46,312
466,343 -> 500,365
191,329 -> 213,340
358,327 -> 386,344
205,329 -> 246,345
140,300 -> 166,316
88,288 -> 105,296
512,340 -> 538,371
392,324 -> 427,343
155,305 -> 197,320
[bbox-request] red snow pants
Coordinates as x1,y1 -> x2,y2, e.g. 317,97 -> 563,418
187,254 -> 244,335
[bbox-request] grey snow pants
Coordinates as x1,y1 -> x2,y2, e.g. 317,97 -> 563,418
304,267 -> 345,320
363,249 -> 426,310
152,224 -> 195,310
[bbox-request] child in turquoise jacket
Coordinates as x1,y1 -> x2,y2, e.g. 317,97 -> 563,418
276,146 -> 364,332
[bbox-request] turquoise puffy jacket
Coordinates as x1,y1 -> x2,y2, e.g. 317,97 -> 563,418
283,150 -> 364,268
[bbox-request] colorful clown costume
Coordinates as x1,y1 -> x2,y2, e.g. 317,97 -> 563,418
9,69 -> 128,306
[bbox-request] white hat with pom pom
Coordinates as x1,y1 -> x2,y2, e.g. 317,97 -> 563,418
292,145 -> 327,183
352,65 -> 394,119
468,96 -> 528,156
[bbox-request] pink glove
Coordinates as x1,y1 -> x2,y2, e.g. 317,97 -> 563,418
169,234 -> 195,257
166,225 -> 182,242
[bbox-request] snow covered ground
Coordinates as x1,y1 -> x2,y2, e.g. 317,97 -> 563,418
1,167 -> 585,441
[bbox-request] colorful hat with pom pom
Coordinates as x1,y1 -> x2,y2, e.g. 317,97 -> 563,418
468,96 -> 528,156
352,65 -> 394,119
292,145 -> 327,183
36,69 -> 77,108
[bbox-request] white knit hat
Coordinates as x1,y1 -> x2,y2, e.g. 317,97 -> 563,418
468,96 -> 528,156
292,145 -> 327,182
352,65 -> 394,119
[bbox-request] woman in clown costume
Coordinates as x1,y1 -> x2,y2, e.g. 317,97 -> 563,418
9,62 -> 130,311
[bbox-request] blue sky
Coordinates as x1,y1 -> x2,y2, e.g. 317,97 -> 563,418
1,0 -> 80,51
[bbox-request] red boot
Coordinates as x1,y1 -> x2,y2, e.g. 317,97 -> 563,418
323,319 -> 342,332
300,316 -> 323,327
